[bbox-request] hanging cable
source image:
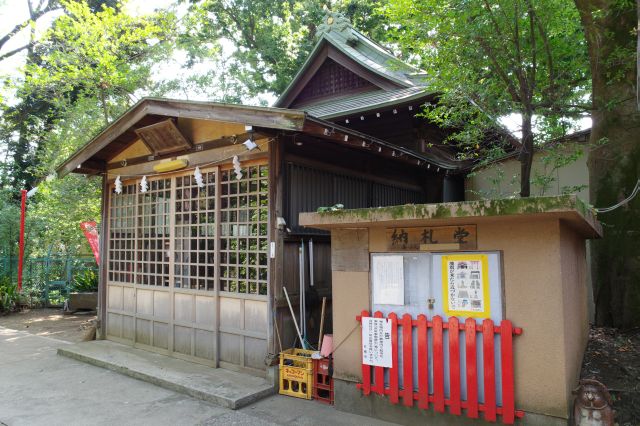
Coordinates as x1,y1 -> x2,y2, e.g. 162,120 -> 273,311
595,178 -> 640,213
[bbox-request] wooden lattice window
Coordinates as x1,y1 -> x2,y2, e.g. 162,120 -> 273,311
108,184 -> 137,283
219,165 -> 269,295
107,162 -> 269,296
174,172 -> 216,290
136,178 -> 171,286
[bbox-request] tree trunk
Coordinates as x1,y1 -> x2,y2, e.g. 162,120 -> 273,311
518,111 -> 535,197
575,0 -> 640,328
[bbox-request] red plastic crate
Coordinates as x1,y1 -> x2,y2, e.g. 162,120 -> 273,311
313,357 -> 334,405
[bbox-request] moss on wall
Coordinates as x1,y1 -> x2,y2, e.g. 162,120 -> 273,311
315,195 -> 595,224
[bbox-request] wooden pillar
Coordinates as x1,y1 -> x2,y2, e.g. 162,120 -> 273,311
97,174 -> 110,339
268,135 -> 285,369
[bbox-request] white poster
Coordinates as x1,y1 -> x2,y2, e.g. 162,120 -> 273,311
372,255 -> 404,305
362,317 -> 392,367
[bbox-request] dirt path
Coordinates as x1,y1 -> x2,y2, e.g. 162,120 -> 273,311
0,308 -> 95,343
581,326 -> 640,426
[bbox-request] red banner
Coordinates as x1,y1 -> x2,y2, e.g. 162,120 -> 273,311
80,221 -> 100,264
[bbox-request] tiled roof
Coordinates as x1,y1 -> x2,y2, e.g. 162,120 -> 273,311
304,86 -> 429,119
322,27 -> 424,88
274,14 -> 428,107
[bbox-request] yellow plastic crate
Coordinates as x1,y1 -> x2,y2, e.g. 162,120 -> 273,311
279,365 -> 312,399
279,348 -> 315,369
279,349 -> 315,399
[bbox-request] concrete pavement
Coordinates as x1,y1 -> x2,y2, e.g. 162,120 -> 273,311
58,340 -> 274,409
0,326 -> 396,426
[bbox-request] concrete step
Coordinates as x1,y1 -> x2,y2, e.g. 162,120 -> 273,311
58,340 -> 274,410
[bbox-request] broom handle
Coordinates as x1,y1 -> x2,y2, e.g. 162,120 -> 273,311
317,297 -> 326,351
283,287 -> 306,349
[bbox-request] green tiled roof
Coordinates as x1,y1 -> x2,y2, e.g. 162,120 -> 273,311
274,13 -> 428,108
322,26 -> 423,88
305,86 -> 430,119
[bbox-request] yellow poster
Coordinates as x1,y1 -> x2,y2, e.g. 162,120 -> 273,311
442,254 -> 491,318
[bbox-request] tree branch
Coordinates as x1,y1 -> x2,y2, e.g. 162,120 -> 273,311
512,0 -> 530,104
527,0 -> 555,88
0,43 -> 31,62
475,36 -> 521,103
481,0 -> 505,39
527,0 -> 537,91
0,0 -> 60,61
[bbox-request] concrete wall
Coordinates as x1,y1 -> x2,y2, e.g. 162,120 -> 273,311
466,144 -> 590,202
559,222 -> 590,403
330,217 -> 591,421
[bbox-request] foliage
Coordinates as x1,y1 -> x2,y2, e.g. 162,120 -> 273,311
0,191 -> 21,257
0,1 -> 180,254
0,276 -> 19,313
384,0 -> 591,196
182,0 -> 390,99
72,268 -> 98,292
22,0 -> 177,124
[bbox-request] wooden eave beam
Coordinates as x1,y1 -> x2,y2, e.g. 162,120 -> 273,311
57,103 -> 153,176
302,118 -> 457,171
105,131 -> 261,170
144,99 -> 306,131
92,115 -> 169,162
72,159 -> 106,175
56,98 -> 307,177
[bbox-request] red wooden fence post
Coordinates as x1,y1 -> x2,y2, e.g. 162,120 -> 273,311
465,318 -> 479,419
389,313 -> 399,404
432,315 -> 445,413
360,310 -> 371,395
417,314 -> 429,410
500,320 -> 516,424
448,317 -> 462,415
483,319 -> 497,422
401,313 -> 414,407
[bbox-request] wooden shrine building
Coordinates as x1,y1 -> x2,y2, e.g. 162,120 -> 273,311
56,13 -> 510,379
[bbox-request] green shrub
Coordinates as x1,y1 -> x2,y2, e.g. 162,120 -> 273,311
0,277 -> 19,313
72,269 -> 98,292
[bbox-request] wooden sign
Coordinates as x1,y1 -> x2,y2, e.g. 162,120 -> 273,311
385,225 -> 477,251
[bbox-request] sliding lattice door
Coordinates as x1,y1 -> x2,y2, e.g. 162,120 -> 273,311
105,163 -> 269,375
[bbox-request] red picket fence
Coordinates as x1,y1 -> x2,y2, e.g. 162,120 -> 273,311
356,311 -> 524,424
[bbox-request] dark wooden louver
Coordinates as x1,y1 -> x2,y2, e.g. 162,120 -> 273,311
135,119 -> 192,156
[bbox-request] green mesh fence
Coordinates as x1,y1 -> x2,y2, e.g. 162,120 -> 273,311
0,255 -> 98,307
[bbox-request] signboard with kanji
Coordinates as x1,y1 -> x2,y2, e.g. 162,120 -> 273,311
361,317 -> 392,367
385,225 -> 477,251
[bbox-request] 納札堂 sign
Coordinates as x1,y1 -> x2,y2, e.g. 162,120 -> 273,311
386,225 -> 477,251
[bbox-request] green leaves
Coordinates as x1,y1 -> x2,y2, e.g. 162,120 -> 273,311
385,0 -> 591,194
22,0 -> 177,123
0,1 -> 178,255
183,0 -> 390,98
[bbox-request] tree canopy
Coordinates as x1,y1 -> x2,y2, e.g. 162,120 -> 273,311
385,0 -> 591,196
0,0 -> 177,255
